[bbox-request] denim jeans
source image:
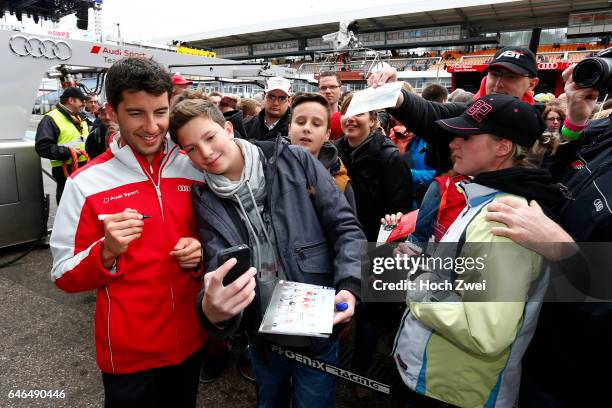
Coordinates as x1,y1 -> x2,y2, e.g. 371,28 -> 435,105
248,341 -> 338,408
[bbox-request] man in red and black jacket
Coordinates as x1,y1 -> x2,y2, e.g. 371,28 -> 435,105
50,58 -> 208,408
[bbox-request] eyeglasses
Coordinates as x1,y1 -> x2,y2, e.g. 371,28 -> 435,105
545,116 -> 562,122
487,69 -> 531,82
319,85 -> 340,91
265,94 -> 288,103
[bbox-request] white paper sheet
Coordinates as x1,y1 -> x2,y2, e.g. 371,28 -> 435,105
259,280 -> 335,338
344,81 -> 404,117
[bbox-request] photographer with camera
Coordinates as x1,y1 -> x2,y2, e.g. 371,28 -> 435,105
485,48 -> 612,407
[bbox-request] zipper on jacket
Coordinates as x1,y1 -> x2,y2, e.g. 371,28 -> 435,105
294,242 -> 327,260
140,145 -> 177,221
154,184 -> 163,220
170,285 -> 180,350
140,164 -> 164,220
296,241 -> 327,251
158,147 -> 180,348
295,248 -> 305,259
265,140 -> 291,277
105,287 -> 116,373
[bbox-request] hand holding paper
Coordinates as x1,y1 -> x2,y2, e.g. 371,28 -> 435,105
343,81 -> 404,117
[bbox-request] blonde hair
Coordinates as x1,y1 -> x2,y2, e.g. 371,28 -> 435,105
238,98 -> 261,118
592,108 -> 612,120
532,131 -> 563,157
494,133 -> 560,167
402,82 -> 415,94
171,89 -> 209,107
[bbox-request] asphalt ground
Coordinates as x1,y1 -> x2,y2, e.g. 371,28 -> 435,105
0,116 -> 402,407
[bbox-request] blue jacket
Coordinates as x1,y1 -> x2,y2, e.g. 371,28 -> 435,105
408,136 -> 435,187
193,138 -> 366,350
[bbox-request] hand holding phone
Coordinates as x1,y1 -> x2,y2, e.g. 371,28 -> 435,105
216,245 -> 252,286
202,246 -> 257,324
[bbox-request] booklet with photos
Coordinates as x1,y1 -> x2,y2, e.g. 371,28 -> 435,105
259,280 -> 336,338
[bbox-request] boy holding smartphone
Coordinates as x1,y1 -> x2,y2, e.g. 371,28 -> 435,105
169,98 -> 365,407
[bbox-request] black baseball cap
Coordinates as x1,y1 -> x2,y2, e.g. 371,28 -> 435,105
60,87 -> 88,101
487,46 -> 538,77
435,94 -> 546,147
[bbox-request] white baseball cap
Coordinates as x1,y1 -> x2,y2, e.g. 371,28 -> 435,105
264,77 -> 292,96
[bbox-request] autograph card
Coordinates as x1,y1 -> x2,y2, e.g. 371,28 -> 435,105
259,281 -> 335,338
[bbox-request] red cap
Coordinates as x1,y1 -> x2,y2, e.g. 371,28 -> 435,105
172,73 -> 193,86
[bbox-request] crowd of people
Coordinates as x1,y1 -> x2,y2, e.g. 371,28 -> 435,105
37,44 -> 612,408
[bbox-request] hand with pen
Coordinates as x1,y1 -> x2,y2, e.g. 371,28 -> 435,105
333,290 -> 356,325
100,208 -> 145,269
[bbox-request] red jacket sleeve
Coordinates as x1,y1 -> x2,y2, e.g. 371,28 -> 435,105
50,177 -> 125,292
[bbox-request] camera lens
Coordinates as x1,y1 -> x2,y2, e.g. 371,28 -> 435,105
573,57 -> 612,90
574,59 -> 604,88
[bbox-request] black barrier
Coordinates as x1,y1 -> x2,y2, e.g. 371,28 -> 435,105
269,344 -> 392,395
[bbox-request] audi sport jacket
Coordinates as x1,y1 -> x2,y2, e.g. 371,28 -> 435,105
50,135 -> 208,374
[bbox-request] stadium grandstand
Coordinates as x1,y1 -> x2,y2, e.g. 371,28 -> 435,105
166,0 -> 610,94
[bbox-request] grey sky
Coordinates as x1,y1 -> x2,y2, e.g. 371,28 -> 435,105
2,0 -> 407,43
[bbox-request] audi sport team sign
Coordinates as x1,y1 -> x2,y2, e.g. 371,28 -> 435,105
446,62 -> 572,73
89,45 -> 147,64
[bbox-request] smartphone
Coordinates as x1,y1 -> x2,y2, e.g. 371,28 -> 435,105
216,245 -> 252,286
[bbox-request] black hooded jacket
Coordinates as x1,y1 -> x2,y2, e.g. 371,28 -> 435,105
244,107 -> 291,142
223,109 -> 247,139
471,167 -> 567,217
518,116 -> 612,407
336,129 -> 413,241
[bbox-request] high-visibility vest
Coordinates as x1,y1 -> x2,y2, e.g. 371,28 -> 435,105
46,108 -> 89,167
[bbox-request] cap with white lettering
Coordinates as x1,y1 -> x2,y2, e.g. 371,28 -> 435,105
487,46 -> 538,77
435,94 -> 546,147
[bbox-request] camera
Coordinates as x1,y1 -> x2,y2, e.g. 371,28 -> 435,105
573,47 -> 612,93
